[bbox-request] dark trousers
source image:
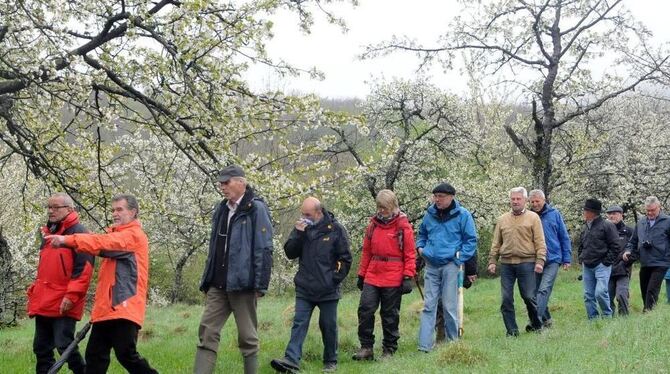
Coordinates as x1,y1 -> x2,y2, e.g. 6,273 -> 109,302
500,263 -> 541,334
85,319 -> 158,374
639,266 -> 669,312
284,298 -> 338,366
33,315 -> 86,374
608,275 -> 630,316
357,284 -> 402,352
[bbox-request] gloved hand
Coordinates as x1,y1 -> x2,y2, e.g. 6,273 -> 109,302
357,276 -> 365,291
401,277 -> 413,294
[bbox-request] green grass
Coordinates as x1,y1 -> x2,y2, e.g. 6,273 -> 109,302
4,268 -> 670,373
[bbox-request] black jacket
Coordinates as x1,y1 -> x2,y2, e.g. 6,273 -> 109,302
625,213 -> 670,268
200,186 -> 274,293
578,216 -> 620,268
284,209 -> 352,302
610,221 -> 634,278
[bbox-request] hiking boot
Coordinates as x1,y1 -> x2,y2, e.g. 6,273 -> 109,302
506,330 -> 519,337
543,319 -> 553,328
525,324 -> 542,333
323,362 -> 337,372
270,358 -> 300,373
380,348 -> 394,359
352,347 -> 374,361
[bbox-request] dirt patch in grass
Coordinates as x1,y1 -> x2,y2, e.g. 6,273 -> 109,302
139,328 -> 155,341
173,325 -> 187,334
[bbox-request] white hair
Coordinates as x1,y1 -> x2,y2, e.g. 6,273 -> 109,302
509,187 -> 528,199
645,196 -> 661,208
529,189 -> 545,199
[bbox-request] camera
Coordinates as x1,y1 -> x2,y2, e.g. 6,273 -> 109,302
642,241 -> 652,250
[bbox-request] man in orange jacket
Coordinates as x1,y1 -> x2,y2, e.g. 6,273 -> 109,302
28,193 -> 93,374
47,194 -> 158,374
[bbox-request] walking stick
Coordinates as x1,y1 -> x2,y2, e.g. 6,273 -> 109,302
414,274 -> 424,300
457,252 -> 464,337
47,321 -> 91,374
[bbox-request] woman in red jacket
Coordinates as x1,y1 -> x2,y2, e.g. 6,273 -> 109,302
352,189 -> 416,361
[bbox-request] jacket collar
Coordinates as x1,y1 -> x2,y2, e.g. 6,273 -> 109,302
42,211 -> 80,235
224,185 -> 257,214
107,219 -> 142,233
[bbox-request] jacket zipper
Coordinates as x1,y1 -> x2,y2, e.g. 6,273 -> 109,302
59,254 -> 68,277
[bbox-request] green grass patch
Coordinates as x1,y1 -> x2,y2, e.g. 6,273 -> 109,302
4,268 -> 670,373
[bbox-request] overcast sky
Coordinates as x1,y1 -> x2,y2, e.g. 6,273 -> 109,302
244,1 -> 670,99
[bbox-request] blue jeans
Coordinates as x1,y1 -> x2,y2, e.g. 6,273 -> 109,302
582,263 -> 612,319
418,262 -> 459,350
284,298 -> 338,366
535,262 -> 560,323
500,262 -> 541,334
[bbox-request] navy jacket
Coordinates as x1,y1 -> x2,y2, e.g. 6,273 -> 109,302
200,187 -> 274,294
284,209 -> 352,302
625,213 -> 670,268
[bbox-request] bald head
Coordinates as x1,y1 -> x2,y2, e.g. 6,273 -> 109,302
301,196 -> 324,223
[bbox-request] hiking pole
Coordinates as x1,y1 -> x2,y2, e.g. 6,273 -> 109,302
47,321 -> 91,374
457,252 -> 464,337
413,274 -> 424,300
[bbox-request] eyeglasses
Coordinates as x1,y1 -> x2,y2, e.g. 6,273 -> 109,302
46,205 -> 69,210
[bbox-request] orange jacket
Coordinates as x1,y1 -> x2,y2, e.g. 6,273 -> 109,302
27,212 -> 94,320
64,220 -> 150,327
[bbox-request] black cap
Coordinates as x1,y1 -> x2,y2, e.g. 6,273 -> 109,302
583,198 -> 602,213
606,205 -> 623,214
217,165 -> 245,183
432,182 -> 456,195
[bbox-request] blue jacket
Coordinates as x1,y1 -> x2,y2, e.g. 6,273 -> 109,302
537,203 -> 572,264
416,200 -> 477,267
200,187 -> 274,293
625,213 -> 670,268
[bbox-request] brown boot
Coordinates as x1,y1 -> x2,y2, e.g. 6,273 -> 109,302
351,347 -> 374,361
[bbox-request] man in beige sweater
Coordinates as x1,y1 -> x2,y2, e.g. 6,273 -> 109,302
488,187 -> 547,337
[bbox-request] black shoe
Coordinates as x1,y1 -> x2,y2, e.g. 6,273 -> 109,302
525,324 -> 542,333
506,330 -> 519,337
271,358 -> 300,373
380,348 -> 394,359
323,362 -> 337,372
542,319 -> 553,328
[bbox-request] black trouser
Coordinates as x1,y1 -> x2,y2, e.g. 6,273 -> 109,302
33,315 -> 86,374
85,319 -> 158,374
639,266 -> 669,312
608,275 -> 630,316
357,284 -> 402,352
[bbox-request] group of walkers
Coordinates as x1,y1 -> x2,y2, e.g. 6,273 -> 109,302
26,164 -> 670,374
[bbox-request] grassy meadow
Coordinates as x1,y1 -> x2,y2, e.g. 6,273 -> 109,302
3,267 -> 670,373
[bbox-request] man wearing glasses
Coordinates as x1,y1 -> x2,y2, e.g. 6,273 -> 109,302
195,165 -> 274,374
27,193 -> 93,374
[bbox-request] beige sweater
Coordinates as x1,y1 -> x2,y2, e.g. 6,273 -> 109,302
488,210 -> 547,265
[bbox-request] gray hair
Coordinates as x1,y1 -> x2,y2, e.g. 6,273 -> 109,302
51,193 -> 75,208
529,189 -> 545,199
112,193 -> 140,218
509,187 -> 528,199
231,176 -> 247,186
645,196 -> 661,208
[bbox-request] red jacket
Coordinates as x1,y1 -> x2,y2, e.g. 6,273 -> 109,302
27,212 -> 94,320
64,220 -> 150,327
357,213 -> 416,287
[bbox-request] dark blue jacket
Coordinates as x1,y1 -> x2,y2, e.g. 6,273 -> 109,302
416,200 -> 477,267
284,209 -> 352,302
537,204 -> 572,264
625,213 -> 670,268
200,187 -> 274,293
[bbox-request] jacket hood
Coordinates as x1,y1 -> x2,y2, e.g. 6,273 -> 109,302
370,212 -> 408,228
